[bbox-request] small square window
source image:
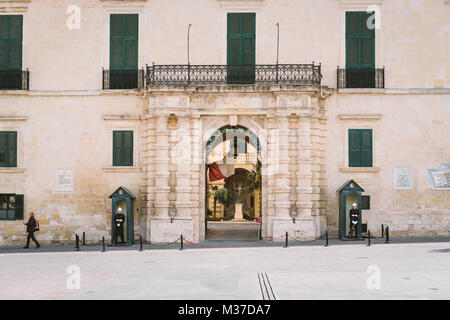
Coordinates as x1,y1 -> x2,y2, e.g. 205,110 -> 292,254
361,196 -> 370,210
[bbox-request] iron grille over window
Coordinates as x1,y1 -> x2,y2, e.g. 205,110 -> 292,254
146,63 -> 322,86
337,67 -> 384,89
102,68 -> 144,90
0,70 -> 29,90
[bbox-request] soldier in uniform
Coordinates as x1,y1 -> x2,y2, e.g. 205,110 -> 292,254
347,203 -> 360,239
113,207 -> 126,244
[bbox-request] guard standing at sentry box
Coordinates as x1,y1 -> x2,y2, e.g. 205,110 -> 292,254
113,207 -> 125,244
347,203 -> 360,239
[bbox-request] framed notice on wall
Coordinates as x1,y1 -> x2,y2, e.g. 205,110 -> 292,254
55,168 -> 74,192
394,167 -> 413,190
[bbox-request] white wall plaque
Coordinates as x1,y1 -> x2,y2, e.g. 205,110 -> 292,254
427,163 -> 450,190
394,167 -> 413,190
56,168 -> 74,192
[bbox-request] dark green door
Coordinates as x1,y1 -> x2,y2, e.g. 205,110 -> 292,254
227,13 -> 255,84
346,12 -> 375,88
110,14 -> 138,89
0,15 -> 23,89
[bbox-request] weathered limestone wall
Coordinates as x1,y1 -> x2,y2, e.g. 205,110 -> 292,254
326,90 -> 450,237
0,93 -> 145,245
8,0 -> 449,91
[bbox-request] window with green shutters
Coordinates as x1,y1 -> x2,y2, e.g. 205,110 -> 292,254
346,11 -> 375,69
0,194 -> 23,220
345,12 -> 376,88
113,131 -> 133,166
0,131 -> 17,167
227,13 -> 255,84
0,15 -> 23,89
109,14 -> 138,89
348,129 -> 373,167
0,15 -> 22,70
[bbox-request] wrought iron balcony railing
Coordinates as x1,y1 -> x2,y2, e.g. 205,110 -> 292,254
102,68 -> 145,90
337,67 -> 385,89
0,69 -> 29,90
146,63 -> 322,86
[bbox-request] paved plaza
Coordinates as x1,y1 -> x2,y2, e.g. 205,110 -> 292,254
1,238 -> 449,300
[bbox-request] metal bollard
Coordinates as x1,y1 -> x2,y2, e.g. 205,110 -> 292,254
75,234 -> 80,251
284,232 -> 288,248
325,230 -> 329,247
102,236 -> 105,252
381,224 -> 384,238
367,230 -> 371,246
385,226 -> 390,243
82,232 -> 86,246
179,234 -> 184,250
139,235 -> 143,252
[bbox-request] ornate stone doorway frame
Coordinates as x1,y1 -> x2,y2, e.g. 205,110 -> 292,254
203,124 -> 265,239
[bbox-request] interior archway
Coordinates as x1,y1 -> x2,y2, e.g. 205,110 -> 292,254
205,125 -> 262,240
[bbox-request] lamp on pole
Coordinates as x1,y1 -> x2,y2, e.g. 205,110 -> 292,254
276,23 -> 280,83
187,24 -> 192,84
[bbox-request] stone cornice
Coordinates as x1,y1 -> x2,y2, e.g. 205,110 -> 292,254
0,116 -> 28,121
338,114 -> 382,120
0,0 -> 30,12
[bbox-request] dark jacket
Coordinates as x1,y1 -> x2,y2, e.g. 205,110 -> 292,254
114,213 -> 125,229
349,208 -> 360,225
26,216 -> 37,233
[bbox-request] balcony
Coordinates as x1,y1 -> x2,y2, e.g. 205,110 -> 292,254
337,67 -> 385,89
102,68 -> 145,90
146,63 -> 322,86
0,70 -> 29,90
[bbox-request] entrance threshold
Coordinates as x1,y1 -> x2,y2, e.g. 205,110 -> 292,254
206,221 -> 260,241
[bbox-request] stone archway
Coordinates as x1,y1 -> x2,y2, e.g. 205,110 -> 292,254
203,124 -> 263,240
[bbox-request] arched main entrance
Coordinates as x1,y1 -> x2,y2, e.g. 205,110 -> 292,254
205,125 -> 262,240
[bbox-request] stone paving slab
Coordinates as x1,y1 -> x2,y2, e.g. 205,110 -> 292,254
0,240 -> 449,300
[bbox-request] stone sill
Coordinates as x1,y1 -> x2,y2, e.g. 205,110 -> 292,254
339,167 -> 380,173
0,168 -> 25,173
338,88 -> 450,95
338,114 -> 382,120
103,167 -> 141,173
0,116 -> 27,121
146,84 -> 330,94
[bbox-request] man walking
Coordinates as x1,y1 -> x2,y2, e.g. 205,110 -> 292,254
347,203 -> 360,239
113,207 -> 126,244
23,212 -> 40,249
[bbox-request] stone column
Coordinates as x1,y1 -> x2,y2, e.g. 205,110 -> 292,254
296,116 -> 313,217
190,115 -> 202,241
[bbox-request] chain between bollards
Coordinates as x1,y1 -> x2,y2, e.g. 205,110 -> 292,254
385,226 -> 390,243
139,235 -> 143,252
325,230 -> 329,247
283,232 -> 288,248
367,230 -> 371,246
179,234 -> 184,250
102,236 -> 106,252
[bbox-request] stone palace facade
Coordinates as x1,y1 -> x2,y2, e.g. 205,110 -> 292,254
0,0 -> 449,245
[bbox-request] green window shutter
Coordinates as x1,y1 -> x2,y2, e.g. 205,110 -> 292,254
14,194 -> 24,220
360,129 -> 373,167
346,12 -> 375,69
0,15 -> 22,70
349,129 -> 361,167
113,131 -> 133,166
349,129 -> 372,167
110,14 -> 138,70
227,13 -> 255,84
0,131 -> 17,167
